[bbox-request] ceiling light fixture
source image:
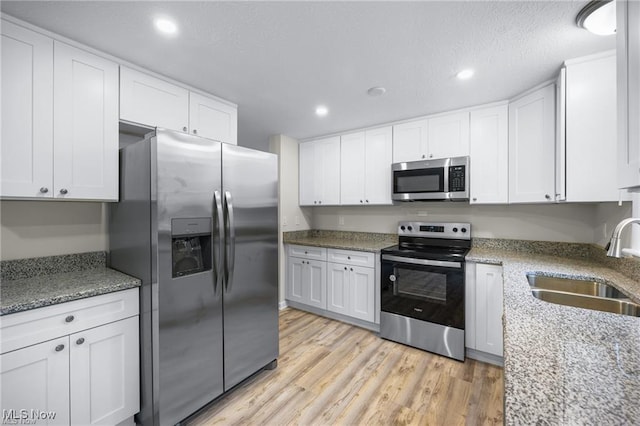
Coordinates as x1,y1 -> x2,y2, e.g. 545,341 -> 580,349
154,17 -> 178,35
315,106 -> 328,117
456,69 -> 474,80
576,0 -> 616,36
367,87 -> 386,97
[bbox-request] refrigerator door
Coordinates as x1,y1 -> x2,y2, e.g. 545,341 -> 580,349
155,130 -> 224,425
222,144 -> 279,390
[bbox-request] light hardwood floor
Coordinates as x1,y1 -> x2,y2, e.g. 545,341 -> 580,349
187,308 -> 504,426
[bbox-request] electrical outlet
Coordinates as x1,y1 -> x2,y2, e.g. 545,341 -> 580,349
338,216 -> 345,226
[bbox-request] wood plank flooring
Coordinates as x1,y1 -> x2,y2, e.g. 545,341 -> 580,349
186,308 -> 504,426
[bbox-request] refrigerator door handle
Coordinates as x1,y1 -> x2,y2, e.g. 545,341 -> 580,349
213,190 -> 224,295
224,190 -> 236,292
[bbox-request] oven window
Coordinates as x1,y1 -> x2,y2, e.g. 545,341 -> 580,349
395,267 -> 446,302
394,168 -> 444,193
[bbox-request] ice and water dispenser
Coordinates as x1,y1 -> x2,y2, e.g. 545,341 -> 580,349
171,218 -> 212,278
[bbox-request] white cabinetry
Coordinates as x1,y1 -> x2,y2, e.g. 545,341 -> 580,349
120,67 -> 238,144
466,263 -> 503,364
327,260 -> 375,323
564,52 -> 620,202
0,289 -> 140,425
286,246 -> 327,309
617,0 -> 640,188
508,84 -> 556,203
392,112 -> 469,163
469,104 -> 509,204
1,21 -> 118,201
299,137 -> 341,206
340,127 -> 393,205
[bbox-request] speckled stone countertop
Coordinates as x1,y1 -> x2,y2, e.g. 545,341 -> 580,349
283,230 -> 397,252
1,252 -> 141,315
467,244 -> 640,425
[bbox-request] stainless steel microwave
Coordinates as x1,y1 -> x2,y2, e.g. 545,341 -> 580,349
391,156 -> 470,202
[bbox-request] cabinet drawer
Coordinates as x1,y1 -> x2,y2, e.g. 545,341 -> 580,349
328,249 -> 375,268
288,245 -> 327,261
1,288 -> 139,354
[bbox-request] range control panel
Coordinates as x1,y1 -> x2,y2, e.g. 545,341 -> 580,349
397,221 -> 471,240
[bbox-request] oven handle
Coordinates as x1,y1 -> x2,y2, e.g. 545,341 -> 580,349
381,254 -> 462,269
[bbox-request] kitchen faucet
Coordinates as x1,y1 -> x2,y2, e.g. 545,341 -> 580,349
606,218 -> 640,258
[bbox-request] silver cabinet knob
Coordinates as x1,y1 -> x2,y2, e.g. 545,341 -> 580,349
389,274 -> 396,282
429,154 -> 433,158
182,126 -> 188,132
65,315 -> 74,323
472,197 -> 477,202
193,129 -> 198,135
347,256 -> 351,260
545,194 -> 551,200
318,200 -> 322,204
76,338 -> 85,345
40,187 -> 49,193
314,201 -> 317,204
350,267 -> 353,271
344,266 -> 347,270
421,154 -> 426,159
360,200 -> 363,203
365,200 -> 369,203
55,344 -> 65,352
59,188 -> 68,195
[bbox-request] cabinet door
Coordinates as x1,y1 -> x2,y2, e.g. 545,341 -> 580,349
392,119 -> 428,163
318,137 -> 341,205
327,263 -> 350,316
287,256 -> 306,303
364,126 -> 393,205
189,92 -> 238,145
508,84 -> 556,203
119,66 -> 189,132
566,53 -> 619,202
299,142 -> 316,206
349,265 -> 375,322
469,105 -> 508,204
306,259 -> 327,309
428,111 -> 470,159
340,132 -> 366,205
0,338 -> 70,426
70,316 -> 139,426
475,264 -> 503,357
1,20 -> 53,198
53,42 -> 119,201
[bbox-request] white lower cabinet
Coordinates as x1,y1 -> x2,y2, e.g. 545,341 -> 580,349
466,262 -> 504,363
286,245 -> 378,328
0,289 -> 140,426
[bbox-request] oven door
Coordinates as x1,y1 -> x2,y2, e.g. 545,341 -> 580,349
380,255 -> 464,330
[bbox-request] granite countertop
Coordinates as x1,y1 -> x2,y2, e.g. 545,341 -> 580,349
283,230 -> 397,253
0,252 -> 141,316
467,246 -> 640,425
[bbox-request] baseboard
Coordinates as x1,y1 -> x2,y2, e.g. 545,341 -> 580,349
465,348 -> 504,367
278,300 -> 288,310
286,300 -> 380,332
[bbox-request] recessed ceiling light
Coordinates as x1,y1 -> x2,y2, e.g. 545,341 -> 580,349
456,69 -> 475,80
576,0 -> 616,36
154,17 -> 178,35
315,106 -> 328,117
367,87 -> 386,97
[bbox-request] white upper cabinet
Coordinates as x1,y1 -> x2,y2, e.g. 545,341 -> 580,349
54,42 -> 119,201
340,127 -> 393,205
1,20 -> 53,199
565,52 -> 620,202
508,84 -> 556,203
189,92 -> 238,144
427,111 -> 470,159
617,0 -> 640,188
469,104 -> 509,204
119,66 -> 189,132
120,67 -> 238,144
299,136 -> 341,206
392,119 -> 428,163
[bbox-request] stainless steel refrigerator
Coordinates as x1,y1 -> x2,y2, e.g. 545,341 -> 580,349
108,129 -> 278,426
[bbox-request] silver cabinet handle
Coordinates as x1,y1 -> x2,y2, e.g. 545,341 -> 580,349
55,344 -> 65,352
40,187 -> 49,193
224,191 -> 236,293
59,188 -> 68,195
213,190 -> 224,296
182,126 -> 188,132
65,315 -> 74,323
193,129 -> 198,135
545,194 -> 551,200
76,338 -> 85,345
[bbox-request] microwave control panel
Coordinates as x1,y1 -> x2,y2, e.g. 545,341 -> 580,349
448,165 -> 466,192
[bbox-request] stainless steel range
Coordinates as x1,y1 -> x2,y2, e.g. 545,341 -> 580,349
380,221 -> 471,361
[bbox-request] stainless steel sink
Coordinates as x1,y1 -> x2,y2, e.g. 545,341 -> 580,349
526,274 -> 628,298
530,289 -> 640,317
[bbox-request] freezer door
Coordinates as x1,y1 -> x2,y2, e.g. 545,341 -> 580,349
155,130 -> 224,425
222,144 -> 279,390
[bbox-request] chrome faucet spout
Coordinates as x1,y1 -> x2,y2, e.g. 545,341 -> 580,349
606,218 -> 640,258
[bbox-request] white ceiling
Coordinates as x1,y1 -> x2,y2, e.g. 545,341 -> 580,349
1,1 -> 615,151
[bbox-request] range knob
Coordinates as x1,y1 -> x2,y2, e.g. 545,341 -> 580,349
407,226 -> 413,231
461,228 -> 467,233
453,227 -> 458,233
400,225 -> 406,231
